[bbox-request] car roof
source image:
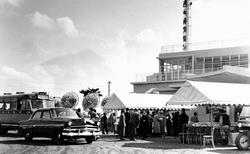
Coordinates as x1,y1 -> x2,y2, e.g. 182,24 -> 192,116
35,107 -> 69,111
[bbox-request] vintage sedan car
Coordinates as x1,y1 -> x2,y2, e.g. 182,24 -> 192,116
18,107 -> 99,144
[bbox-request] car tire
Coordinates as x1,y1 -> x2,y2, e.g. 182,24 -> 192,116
24,132 -> 33,141
55,132 -> 64,145
85,137 -> 93,144
236,133 -> 249,150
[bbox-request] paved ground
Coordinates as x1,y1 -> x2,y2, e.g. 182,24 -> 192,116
0,132 -> 249,154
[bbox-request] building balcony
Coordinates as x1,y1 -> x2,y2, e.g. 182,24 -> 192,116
135,64 -> 249,83
161,38 -> 250,53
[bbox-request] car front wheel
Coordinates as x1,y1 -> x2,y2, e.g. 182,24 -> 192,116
24,132 -> 33,141
236,133 -> 249,150
85,137 -> 93,144
55,132 -> 64,145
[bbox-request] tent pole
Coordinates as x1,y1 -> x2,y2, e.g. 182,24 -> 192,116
210,104 -> 213,123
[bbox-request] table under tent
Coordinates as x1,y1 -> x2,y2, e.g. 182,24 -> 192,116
166,80 -> 250,147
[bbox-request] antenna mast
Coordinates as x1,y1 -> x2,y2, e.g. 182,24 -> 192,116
183,0 -> 192,51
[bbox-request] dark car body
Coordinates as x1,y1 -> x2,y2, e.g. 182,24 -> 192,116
19,107 -> 99,144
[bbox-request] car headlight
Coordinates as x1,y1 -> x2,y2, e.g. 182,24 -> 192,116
238,123 -> 242,128
67,121 -> 72,127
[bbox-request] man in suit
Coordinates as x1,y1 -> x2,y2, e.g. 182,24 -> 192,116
124,108 -> 130,138
129,109 -> 140,141
118,109 -> 126,140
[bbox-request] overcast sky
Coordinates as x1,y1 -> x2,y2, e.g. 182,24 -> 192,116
1,0 -> 250,99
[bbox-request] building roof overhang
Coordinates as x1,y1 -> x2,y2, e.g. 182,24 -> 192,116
187,66 -> 250,84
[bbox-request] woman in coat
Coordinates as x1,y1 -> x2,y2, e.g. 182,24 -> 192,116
153,110 -> 160,137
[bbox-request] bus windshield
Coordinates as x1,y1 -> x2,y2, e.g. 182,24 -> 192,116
31,100 -> 55,110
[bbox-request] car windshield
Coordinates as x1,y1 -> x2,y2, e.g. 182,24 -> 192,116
240,106 -> 250,118
55,108 -> 79,119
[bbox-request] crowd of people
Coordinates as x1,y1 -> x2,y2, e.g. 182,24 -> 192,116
100,108 -> 199,141
76,106 -> 231,143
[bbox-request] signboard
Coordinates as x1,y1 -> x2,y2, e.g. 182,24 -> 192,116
37,94 -> 49,100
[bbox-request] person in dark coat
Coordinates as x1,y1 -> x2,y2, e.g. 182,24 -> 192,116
190,112 -> 199,123
129,109 -> 140,140
140,111 -> 149,139
118,109 -> 126,140
172,112 -> 179,136
75,108 -> 83,118
124,108 -> 130,138
178,108 -> 189,134
100,113 -> 108,134
166,112 -> 172,136
146,110 -> 153,137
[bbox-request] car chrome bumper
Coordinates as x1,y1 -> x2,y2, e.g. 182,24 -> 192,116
62,128 -> 100,137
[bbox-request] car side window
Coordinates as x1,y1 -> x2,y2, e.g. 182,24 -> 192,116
50,110 -> 56,118
32,111 -> 42,119
42,111 -> 51,119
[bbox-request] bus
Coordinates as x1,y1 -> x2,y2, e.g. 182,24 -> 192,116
0,92 -> 55,134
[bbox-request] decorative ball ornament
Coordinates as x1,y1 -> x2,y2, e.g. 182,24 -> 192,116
61,92 -> 79,108
82,93 -> 99,109
101,96 -> 111,107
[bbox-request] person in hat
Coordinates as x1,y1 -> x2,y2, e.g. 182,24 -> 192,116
128,108 -> 140,140
178,108 -> 189,136
139,110 -> 149,139
218,109 -> 230,143
118,109 -> 126,140
100,113 -> 108,134
124,108 -> 130,138
190,112 -> 199,123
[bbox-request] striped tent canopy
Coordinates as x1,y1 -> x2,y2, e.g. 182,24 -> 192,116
167,80 -> 250,106
102,93 -> 173,110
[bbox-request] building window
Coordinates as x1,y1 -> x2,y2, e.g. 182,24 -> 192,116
222,56 -> 230,66
184,57 -> 192,72
240,54 -> 248,68
160,60 -> 164,73
213,56 -> 221,71
231,55 -> 239,66
195,57 -> 204,74
205,57 -> 212,73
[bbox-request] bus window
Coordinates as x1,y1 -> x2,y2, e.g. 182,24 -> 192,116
31,100 -> 43,109
5,102 -> 10,110
0,102 -> 4,110
10,101 -> 17,110
44,100 -> 55,108
20,100 -> 31,110
17,99 -> 22,110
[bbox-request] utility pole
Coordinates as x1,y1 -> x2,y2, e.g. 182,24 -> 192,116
108,81 -> 111,96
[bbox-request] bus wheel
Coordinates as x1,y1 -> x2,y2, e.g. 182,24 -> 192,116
24,132 -> 33,141
236,133 -> 249,150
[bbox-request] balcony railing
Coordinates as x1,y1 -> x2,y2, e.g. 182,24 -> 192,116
135,64 -> 249,82
161,38 -> 250,53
